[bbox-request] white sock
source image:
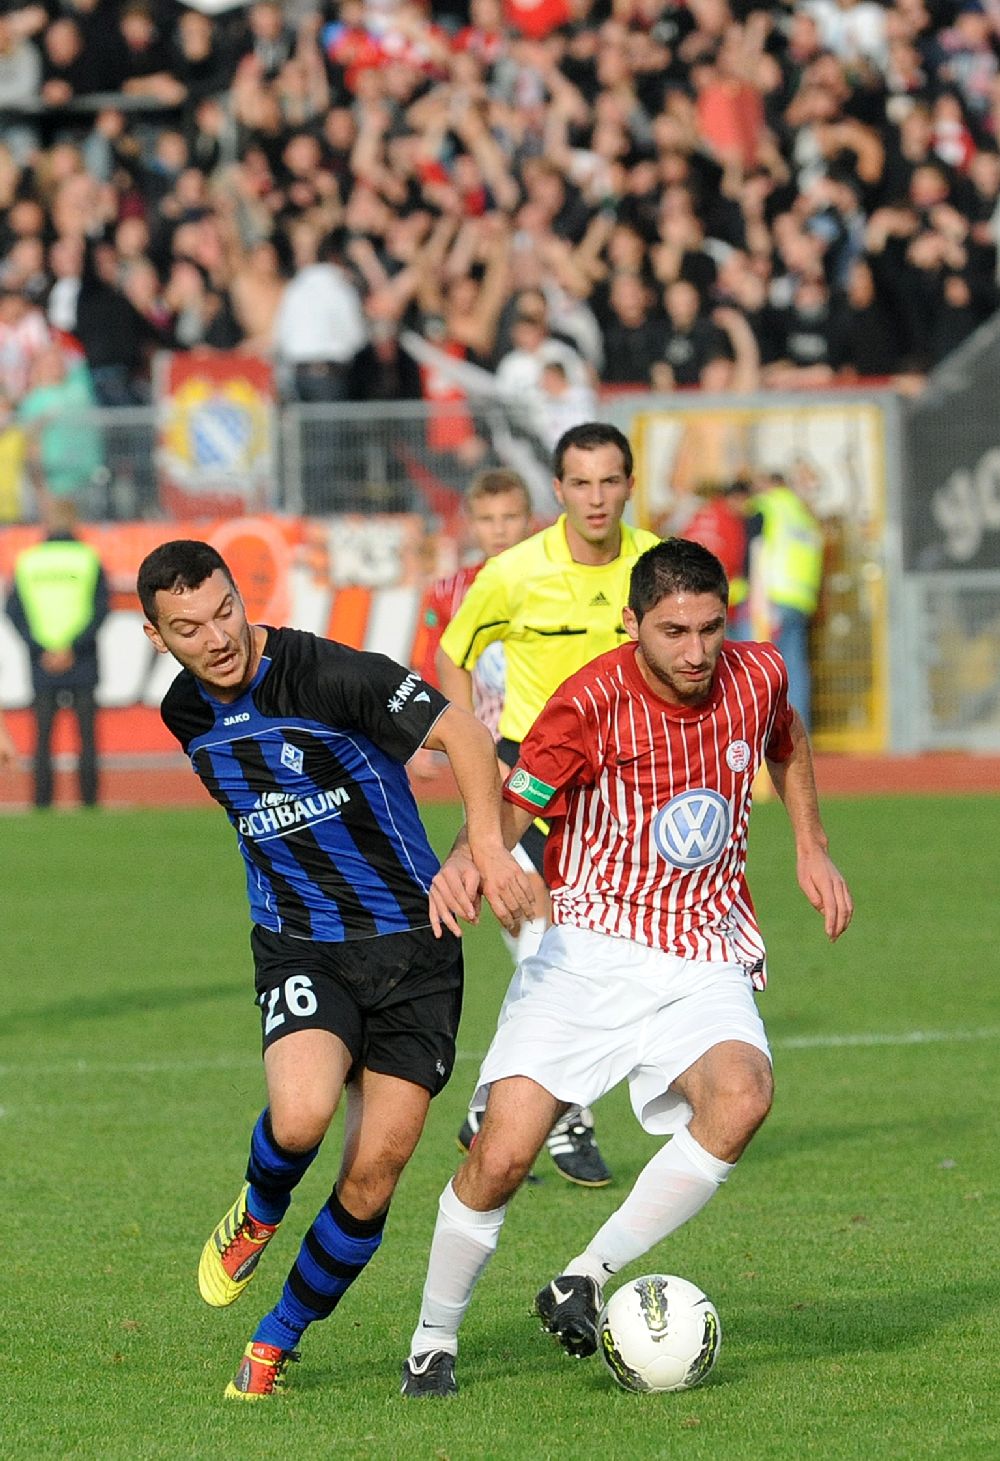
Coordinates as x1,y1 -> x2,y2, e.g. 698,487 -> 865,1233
564,1126 -> 734,1284
516,917 -> 546,964
500,918 -> 546,967
408,1180 -> 507,1357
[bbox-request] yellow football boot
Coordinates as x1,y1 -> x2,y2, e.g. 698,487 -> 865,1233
224,1341 -> 299,1401
198,1184 -> 278,1307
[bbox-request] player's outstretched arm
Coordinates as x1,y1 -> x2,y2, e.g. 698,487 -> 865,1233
426,795 -> 538,937
428,839 -> 482,939
766,713 -> 854,942
436,646 -> 475,714
424,706 -> 535,934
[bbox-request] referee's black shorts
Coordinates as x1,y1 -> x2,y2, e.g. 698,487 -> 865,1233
497,737 -> 547,874
252,924 -> 463,1098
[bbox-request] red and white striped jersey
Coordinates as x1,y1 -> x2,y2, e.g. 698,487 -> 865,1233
412,562 -> 505,738
504,640 -> 795,985
0,307 -> 49,401
413,563 -> 483,686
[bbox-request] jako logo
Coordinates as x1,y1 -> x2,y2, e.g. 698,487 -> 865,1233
223,711 -> 251,726
652,789 -> 731,870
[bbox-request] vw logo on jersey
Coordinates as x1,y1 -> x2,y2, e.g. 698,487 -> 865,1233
652,788 -> 732,870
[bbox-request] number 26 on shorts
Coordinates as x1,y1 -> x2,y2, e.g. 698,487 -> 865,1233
261,974 -> 319,1036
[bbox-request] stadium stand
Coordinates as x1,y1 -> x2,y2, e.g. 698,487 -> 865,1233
0,0 -> 997,476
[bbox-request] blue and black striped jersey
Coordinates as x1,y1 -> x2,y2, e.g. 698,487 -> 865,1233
160,627 -> 449,942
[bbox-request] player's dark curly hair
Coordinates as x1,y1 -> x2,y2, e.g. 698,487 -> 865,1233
137,539 -> 236,624
628,538 -> 729,622
552,422 -> 633,479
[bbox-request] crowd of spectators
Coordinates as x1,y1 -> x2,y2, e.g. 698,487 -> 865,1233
0,0 -> 998,449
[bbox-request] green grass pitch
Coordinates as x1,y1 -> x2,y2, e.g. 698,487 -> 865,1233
4,795 -> 999,1459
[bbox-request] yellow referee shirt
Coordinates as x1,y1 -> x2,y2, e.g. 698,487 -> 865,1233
439,515 -> 661,742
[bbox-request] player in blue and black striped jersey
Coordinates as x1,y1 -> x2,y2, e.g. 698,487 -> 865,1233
137,539 -> 533,1402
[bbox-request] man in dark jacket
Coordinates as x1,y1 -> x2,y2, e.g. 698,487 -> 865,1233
7,498 -> 108,807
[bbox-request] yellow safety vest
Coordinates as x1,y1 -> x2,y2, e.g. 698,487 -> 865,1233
752,488 -> 823,616
729,573 -> 749,608
13,538 -> 102,651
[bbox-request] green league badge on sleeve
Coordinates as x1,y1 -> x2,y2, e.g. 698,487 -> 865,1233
507,768 -> 555,810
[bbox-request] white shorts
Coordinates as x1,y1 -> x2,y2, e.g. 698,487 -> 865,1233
471,924 -> 771,1136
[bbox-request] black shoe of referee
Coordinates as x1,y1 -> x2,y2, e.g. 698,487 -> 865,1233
545,1107 -> 612,1187
456,1110 -> 479,1155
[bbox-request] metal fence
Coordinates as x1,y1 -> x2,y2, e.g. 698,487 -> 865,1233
3,405 -> 162,523
12,400 -> 539,522
4,388 -> 998,753
281,402 -> 488,517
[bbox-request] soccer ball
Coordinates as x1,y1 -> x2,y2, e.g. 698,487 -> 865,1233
598,1274 -> 721,1394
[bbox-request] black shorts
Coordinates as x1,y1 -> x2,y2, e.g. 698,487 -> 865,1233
497,737 -> 547,873
251,924 -> 464,1098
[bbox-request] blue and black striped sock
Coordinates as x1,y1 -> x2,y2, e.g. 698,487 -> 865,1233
245,1108 -> 320,1226
252,1188 -> 386,1351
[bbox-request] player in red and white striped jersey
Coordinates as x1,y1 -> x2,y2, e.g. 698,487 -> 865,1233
403,537 -> 853,1395
417,563 -> 507,741
511,618 -> 793,979
414,562 -> 479,689
412,470 -> 532,740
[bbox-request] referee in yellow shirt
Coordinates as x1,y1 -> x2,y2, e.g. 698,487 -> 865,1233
437,421 -> 661,1187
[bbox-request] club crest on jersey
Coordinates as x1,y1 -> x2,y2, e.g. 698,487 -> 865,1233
726,739 -> 752,773
652,788 -> 731,870
281,742 -> 304,774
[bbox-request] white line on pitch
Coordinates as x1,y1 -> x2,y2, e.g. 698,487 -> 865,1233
775,1027 -> 1000,1050
1,1026 -> 998,1080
